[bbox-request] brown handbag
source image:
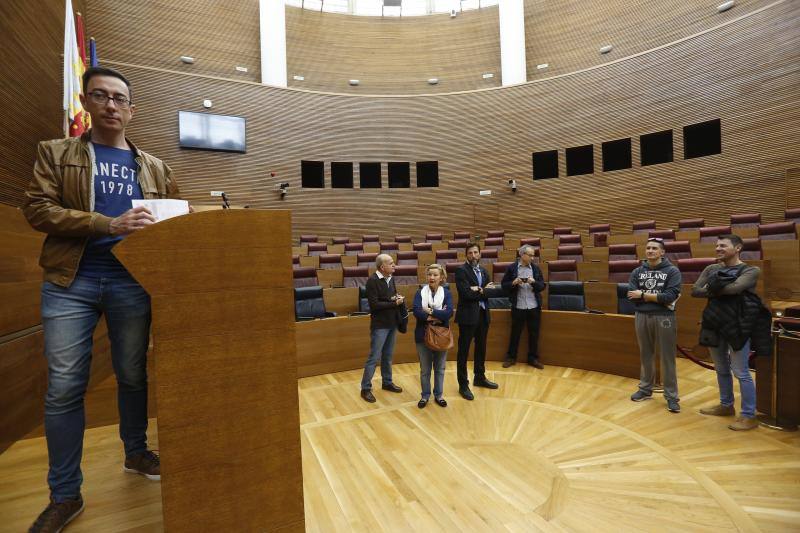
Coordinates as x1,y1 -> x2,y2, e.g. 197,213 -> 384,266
424,323 -> 453,351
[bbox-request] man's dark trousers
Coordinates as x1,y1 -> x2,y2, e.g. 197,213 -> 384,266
506,307 -> 542,363
457,307 -> 489,388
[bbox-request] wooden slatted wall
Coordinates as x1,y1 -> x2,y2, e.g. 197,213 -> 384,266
285,5 -> 501,94
523,0 -> 772,81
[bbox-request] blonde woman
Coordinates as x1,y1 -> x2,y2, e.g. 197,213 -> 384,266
412,264 -> 454,408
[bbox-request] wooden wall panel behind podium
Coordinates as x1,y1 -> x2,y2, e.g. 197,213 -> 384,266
0,2 -> 798,246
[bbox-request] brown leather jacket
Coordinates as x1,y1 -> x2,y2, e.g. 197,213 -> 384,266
22,131 -> 180,288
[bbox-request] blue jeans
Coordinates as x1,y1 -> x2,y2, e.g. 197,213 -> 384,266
416,343 -> 446,400
360,328 -> 396,391
709,340 -> 755,418
41,275 -> 151,502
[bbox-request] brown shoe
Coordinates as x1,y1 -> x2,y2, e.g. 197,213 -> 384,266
728,416 -> 758,431
29,495 -> 84,533
361,389 -> 376,403
502,359 -> 515,368
381,383 -> 403,393
699,404 -> 735,417
528,360 -> 544,370
124,450 -> 161,480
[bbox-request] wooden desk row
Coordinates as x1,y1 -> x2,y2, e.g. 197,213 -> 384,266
295,310 -> 642,380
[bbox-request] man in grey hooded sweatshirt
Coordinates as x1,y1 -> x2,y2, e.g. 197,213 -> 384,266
627,237 -> 682,412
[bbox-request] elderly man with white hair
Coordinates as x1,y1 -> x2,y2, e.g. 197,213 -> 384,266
360,254 -> 406,402
500,244 -> 547,369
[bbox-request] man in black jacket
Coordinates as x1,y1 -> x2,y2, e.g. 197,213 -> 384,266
455,242 -> 499,400
692,234 -> 764,431
360,254 -> 405,402
501,245 -> 546,369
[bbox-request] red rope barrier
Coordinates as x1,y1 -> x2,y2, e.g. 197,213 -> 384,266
676,345 -> 715,370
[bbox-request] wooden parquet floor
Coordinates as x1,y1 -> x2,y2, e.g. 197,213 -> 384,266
2,359 -> 799,532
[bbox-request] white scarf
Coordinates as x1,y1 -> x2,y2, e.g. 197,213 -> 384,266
421,285 -> 445,310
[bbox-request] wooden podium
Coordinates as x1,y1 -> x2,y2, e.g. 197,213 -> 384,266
114,209 -> 304,532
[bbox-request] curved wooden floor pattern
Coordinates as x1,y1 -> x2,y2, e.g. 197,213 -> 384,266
2,359 -> 799,532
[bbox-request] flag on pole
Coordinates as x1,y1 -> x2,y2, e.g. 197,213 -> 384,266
75,11 -> 91,131
63,0 -> 86,137
89,37 -> 98,67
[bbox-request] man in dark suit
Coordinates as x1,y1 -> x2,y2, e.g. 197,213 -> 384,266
500,245 -> 546,369
360,254 -> 405,402
455,242 -> 499,400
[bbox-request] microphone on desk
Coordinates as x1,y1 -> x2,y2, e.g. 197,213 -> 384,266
221,192 -> 231,209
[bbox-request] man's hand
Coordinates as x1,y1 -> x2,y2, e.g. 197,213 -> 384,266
512,278 -> 523,286
470,286 -> 480,292
109,206 -> 156,236
395,295 -> 405,306
627,290 -> 643,301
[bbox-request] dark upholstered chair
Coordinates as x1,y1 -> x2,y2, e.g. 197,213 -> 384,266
345,242 -> 364,255
413,242 -> 433,251
380,242 -> 399,252
342,266 -> 369,288
785,208 -> 800,224
547,260 -> 578,281
608,243 -> 637,261
558,234 -> 581,245
359,286 -> 370,313
616,283 -> 636,315
361,234 -> 380,243
293,267 -> 318,288
332,237 -> 349,244
548,281 -> 585,311
425,233 -> 443,242
678,218 -> 705,230
699,225 -> 732,243
318,254 -> 342,270
491,262 -> 512,283
479,248 -> 499,267
553,227 -> 573,236
453,231 -> 471,240
759,221 -> 797,240
664,240 -> 692,262
486,230 -> 505,238
396,251 -> 418,265
393,265 -> 420,285
307,242 -> 328,256
295,286 -> 335,321
730,213 -> 761,229
443,262 -> 462,284
557,244 -> 583,262
483,237 -> 504,250
740,238 -> 762,260
299,234 -> 318,243
357,253 -> 378,267
394,235 -> 412,243
519,237 -> 541,248
632,220 -> 656,234
292,254 -> 300,269
435,249 -> 458,263
608,260 -> 640,283
589,223 -> 611,247
448,239 -> 469,249
676,258 -> 717,284
648,229 -> 675,241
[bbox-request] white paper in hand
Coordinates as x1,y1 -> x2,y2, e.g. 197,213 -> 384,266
131,199 -> 189,223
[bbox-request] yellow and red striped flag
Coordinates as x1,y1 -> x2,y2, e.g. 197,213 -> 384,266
63,0 -> 86,137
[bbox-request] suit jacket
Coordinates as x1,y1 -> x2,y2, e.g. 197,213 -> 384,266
365,273 -> 401,330
500,261 -> 546,309
455,262 -> 491,326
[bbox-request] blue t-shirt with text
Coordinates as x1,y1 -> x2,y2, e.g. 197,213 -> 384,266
77,143 -> 143,277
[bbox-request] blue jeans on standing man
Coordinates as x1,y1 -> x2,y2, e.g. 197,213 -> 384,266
416,343 -> 446,400
708,340 -> 755,418
360,327 -> 397,391
41,274 -> 151,502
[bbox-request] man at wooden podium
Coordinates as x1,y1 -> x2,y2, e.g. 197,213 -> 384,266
23,66 -> 182,532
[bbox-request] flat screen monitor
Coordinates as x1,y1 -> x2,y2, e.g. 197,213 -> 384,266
178,111 -> 246,153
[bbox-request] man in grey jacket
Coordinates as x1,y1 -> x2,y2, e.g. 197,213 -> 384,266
627,238 -> 682,412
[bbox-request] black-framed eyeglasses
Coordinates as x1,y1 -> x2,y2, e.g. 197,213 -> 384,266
87,90 -> 132,109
